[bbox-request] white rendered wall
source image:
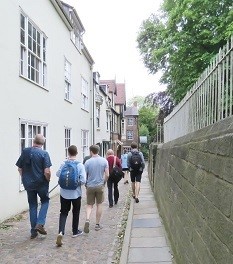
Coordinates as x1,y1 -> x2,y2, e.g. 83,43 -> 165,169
0,0 -> 93,222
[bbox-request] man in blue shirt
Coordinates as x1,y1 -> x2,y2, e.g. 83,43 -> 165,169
16,134 -> 52,239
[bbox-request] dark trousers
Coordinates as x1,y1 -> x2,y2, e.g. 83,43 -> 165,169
58,195 -> 81,235
107,178 -> 119,206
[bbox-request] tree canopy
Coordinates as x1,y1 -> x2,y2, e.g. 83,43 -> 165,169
137,0 -> 233,103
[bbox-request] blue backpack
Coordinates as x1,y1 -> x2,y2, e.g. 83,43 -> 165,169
58,160 -> 80,190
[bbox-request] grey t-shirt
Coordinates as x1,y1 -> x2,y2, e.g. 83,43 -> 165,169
85,155 -> 108,187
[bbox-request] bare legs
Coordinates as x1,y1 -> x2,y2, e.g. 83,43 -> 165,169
85,204 -> 93,221
124,171 -> 129,184
96,203 -> 102,225
85,203 -> 102,225
135,182 -> 140,199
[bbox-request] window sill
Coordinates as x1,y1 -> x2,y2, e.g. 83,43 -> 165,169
19,75 -> 48,91
64,98 -> 73,104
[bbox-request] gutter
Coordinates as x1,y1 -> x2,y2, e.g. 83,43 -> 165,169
49,0 -> 73,30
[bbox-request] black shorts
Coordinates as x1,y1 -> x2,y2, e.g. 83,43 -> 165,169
130,171 -> 142,182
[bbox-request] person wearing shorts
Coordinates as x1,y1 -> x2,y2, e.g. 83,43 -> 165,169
84,145 -> 109,232
127,142 -> 145,203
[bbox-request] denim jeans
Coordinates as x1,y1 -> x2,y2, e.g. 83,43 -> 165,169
26,184 -> 49,235
107,178 -> 119,206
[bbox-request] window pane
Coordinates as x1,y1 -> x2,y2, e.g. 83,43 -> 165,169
20,14 -> 25,29
20,29 -> 25,44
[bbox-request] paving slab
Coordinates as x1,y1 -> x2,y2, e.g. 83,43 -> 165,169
132,218 -> 162,228
133,213 -> 160,219
134,207 -> 158,215
131,227 -> 165,238
128,247 -> 172,263
130,236 -> 168,247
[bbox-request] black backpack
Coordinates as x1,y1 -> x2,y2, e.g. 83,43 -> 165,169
130,151 -> 142,171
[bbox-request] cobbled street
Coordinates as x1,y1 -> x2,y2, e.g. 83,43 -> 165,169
0,182 -> 130,264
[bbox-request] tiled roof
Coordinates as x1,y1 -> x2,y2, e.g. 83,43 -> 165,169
100,80 -> 116,94
124,106 -> 138,116
115,83 -> 126,105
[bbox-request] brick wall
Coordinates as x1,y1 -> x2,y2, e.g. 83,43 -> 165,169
149,116 -> 233,264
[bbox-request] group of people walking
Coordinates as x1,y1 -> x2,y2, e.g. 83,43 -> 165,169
16,134 -> 145,247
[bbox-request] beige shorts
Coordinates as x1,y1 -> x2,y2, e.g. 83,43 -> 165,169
86,185 -> 104,205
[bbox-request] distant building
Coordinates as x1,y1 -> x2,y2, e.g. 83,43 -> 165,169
93,72 -> 111,156
99,80 -> 126,157
122,102 -> 139,151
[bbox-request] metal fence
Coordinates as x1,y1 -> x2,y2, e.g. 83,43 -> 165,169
154,124 -> 164,143
164,35 -> 233,142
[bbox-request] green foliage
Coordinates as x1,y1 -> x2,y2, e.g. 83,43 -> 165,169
138,106 -> 159,141
137,0 -> 233,103
139,124 -> 149,136
145,91 -> 174,124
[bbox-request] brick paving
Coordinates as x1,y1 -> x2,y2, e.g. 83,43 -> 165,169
0,182 -> 130,264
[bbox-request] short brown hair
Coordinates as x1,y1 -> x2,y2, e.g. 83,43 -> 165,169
131,142 -> 138,149
68,145 -> 78,156
89,144 -> 100,154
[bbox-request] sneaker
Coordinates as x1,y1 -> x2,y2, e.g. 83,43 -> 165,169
84,220 -> 90,234
124,180 -> 129,184
35,224 -> 47,235
56,232 -> 63,247
114,200 -> 118,205
135,198 -> 139,203
30,233 -> 38,239
132,195 -> 135,199
72,230 -> 83,237
95,224 -> 103,231
109,204 -> 113,208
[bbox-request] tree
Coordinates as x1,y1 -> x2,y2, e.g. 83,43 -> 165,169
145,91 -> 174,124
138,106 -> 159,140
137,0 -> 233,103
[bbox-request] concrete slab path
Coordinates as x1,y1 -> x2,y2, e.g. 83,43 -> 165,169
120,170 -> 174,264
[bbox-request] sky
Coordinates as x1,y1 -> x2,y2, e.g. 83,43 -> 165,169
64,0 -> 166,101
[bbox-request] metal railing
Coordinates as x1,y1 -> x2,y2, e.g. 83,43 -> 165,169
164,35 -> 233,142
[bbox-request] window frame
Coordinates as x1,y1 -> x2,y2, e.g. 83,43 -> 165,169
81,130 -> 89,160
127,130 -> 133,140
20,11 -> 47,88
65,127 -> 71,158
81,77 -> 89,111
127,118 -> 134,126
96,105 -> 100,128
64,58 -> 72,102
19,119 -> 48,191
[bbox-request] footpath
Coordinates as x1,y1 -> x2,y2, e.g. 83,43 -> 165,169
0,167 -> 174,264
120,171 -> 174,264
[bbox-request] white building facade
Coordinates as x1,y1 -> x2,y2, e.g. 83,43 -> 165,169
0,0 -> 94,222
93,72 -> 111,156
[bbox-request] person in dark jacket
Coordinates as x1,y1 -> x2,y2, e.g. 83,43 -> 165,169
127,142 -> 145,203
